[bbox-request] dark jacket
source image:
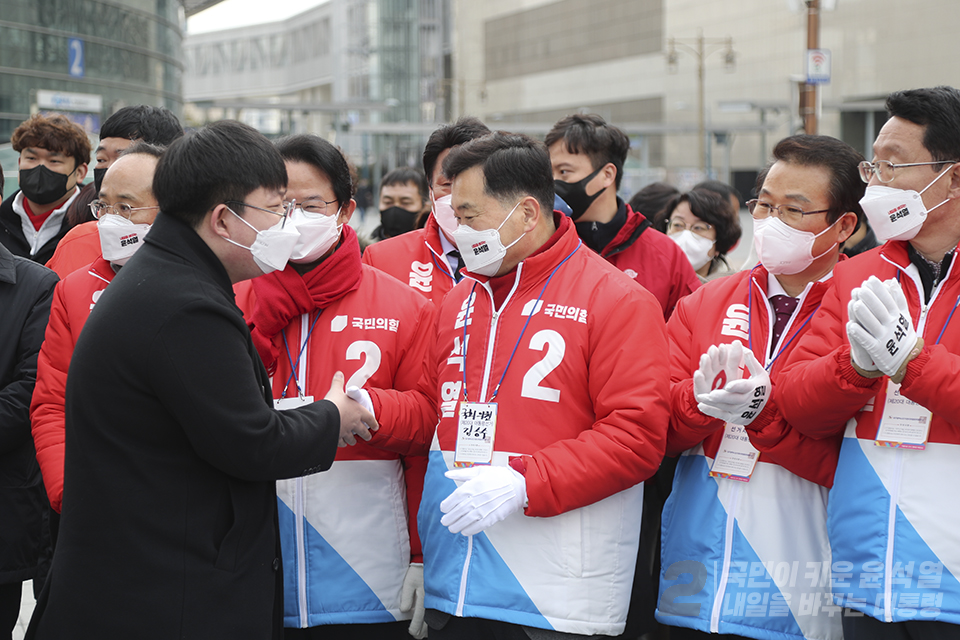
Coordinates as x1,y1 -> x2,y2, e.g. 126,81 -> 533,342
0,190 -> 79,265
0,244 -> 57,585
28,212 -> 342,640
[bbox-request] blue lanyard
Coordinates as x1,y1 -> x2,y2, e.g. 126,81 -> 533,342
280,309 -> 324,398
460,241 -> 582,403
894,270 -> 960,345
430,248 -> 458,285
746,267 -> 819,372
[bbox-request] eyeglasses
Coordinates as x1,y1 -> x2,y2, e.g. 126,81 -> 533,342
668,218 -> 714,238
89,200 -> 159,220
283,197 -> 338,216
225,200 -> 294,227
746,199 -> 830,226
858,160 -> 958,184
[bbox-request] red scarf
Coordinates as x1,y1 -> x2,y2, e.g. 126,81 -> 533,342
249,225 -> 363,372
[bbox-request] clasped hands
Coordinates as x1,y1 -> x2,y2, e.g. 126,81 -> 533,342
846,276 -> 924,383
693,341 -> 771,426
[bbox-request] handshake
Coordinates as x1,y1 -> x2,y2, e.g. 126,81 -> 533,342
846,276 -> 924,384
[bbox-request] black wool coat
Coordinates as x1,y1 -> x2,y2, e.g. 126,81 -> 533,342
0,244 -> 57,584
28,212 -> 341,640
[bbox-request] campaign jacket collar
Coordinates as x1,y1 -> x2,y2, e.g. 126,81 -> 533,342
422,214 -> 458,280
601,200 -> 650,258
143,212 -> 235,298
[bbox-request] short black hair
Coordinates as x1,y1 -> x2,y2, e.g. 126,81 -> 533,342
153,120 -> 287,229
379,167 -> 428,203
755,134 -> 865,229
119,140 -> 166,160
423,116 -> 491,186
443,131 -> 554,215
886,86 -> 960,168
275,134 -> 355,208
657,189 -> 742,257
629,182 -> 679,220
100,105 -> 183,146
693,179 -> 741,212
545,114 -> 630,189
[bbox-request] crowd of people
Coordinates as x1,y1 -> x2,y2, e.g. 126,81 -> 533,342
0,85 -> 957,640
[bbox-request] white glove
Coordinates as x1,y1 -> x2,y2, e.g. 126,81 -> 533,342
440,466 -> 527,536
847,288 -> 880,375
692,341 -> 747,400
345,386 -> 375,415
400,563 -> 427,639
847,276 -> 920,378
696,349 -> 771,426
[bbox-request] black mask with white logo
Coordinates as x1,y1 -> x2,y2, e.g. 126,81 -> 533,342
553,166 -> 604,221
19,164 -> 74,205
380,206 -> 419,238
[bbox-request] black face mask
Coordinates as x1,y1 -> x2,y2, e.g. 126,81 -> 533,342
380,206 -> 419,238
94,167 -> 108,195
554,166 -> 604,221
19,164 -> 74,205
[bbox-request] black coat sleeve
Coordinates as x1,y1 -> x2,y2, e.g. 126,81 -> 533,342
0,266 -> 58,454
148,299 -> 340,481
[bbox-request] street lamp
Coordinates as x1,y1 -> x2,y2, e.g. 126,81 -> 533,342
666,30 -> 736,175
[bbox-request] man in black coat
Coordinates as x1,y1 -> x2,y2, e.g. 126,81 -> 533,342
0,240 -> 58,637
27,120 -> 376,640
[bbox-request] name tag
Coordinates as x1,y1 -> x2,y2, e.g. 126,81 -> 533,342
274,396 -> 314,411
454,401 -> 497,467
875,380 -> 931,450
710,422 -> 760,482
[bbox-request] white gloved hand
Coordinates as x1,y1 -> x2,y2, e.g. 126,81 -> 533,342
847,276 -> 920,379
692,341 -> 747,401
345,386 -> 375,415
400,563 -> 427,639
440,465 -> 527,536
847,288 -> 881,375
696,349 -> 771,426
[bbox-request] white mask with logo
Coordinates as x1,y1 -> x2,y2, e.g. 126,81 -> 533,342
288,206 -> 342,264
224,207 -> 301,275
432,193 -> 459,238
859,164 -> 954,243
98,214 -> 151,266
670,229 -> 714,271
753,215 -> 840,275
451,200 -> 525,277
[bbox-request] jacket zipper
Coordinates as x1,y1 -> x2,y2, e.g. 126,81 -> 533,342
456,265 -> 525,616
296,313 -> 309,627
710,482 -> 742,632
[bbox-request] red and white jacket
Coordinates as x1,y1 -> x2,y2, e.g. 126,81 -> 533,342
369,213 -> 670,635
361,214 -> 457,307
779,241 -> 960,624
31,256 -> 115,512
235,243 -> 437,629
657,265 -> 843,640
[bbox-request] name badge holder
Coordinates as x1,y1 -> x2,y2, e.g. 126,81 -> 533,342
710,422 -> 760,482
275,396 -> 314,411
454,402 -> 497,467
875,379 -> 931,450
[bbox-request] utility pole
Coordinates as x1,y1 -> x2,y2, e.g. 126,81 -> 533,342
802,0 -> 820,134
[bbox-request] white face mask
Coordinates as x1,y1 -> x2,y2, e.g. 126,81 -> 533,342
859,164 -> 954,243
669,229 -> 714,271
224,207 -> 301,275
432,193 -> 459,238
98,214 -> 151,267
451,200 -> 525,277
753,215 -> 840,275
288,206 -> 342,264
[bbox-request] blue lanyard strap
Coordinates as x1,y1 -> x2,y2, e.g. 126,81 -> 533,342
746,267 -> 818,371
894,269 -> 958,345
460,241 -> 582,403
280,309 -> 324,398
430,248 -> 458,285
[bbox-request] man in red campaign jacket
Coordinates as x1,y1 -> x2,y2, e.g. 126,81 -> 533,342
31,143 -> 164,527
358,132 -> 670,638
235,134 -> 436,640
363,117 -> 491,304
658,135 -> 863,640
546,114 -> 700,320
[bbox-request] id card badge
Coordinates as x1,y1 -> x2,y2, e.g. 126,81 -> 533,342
274,395 -> 314,411
875,380 -> 931,450
710,422 -> 760,482
454,401 -> 497,467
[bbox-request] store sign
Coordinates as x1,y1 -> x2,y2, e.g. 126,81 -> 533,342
37,90 -> 102,113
